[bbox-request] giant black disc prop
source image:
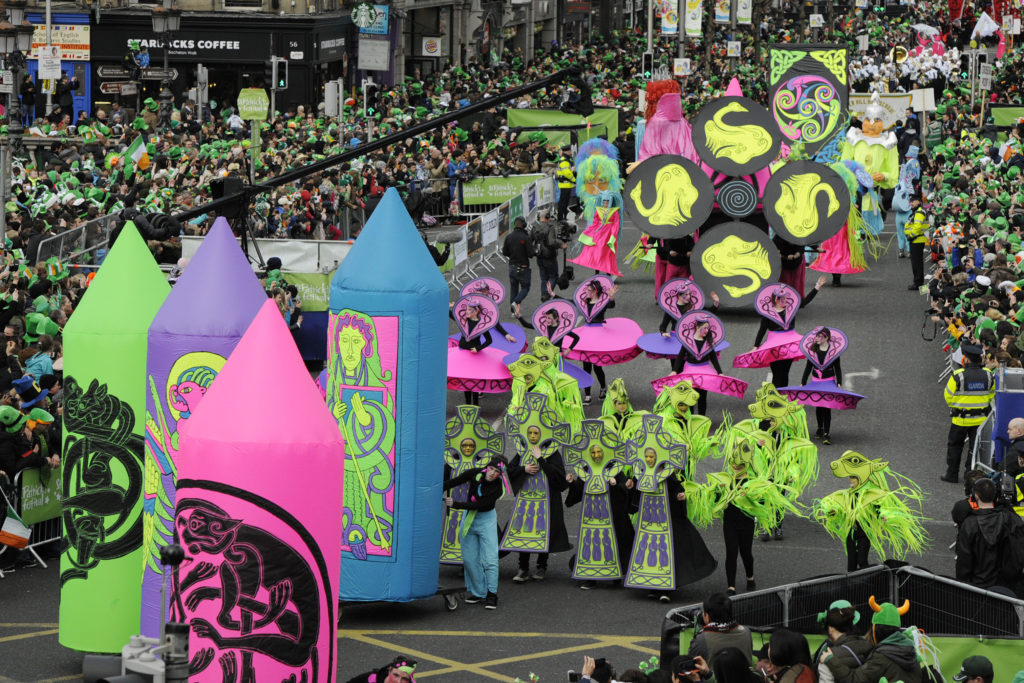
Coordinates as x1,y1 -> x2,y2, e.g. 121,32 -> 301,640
692,96 -> 784,177
623,154 -> 715,239
762,160 -> 850,246
690,222 -> 781,308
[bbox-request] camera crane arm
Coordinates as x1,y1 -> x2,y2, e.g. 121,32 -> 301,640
171,67 -> 588,223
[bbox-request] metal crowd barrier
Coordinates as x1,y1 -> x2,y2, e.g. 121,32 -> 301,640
0,467 -> 63,578
445,177 -> 554,292
35,215 -> 118,266
660,564 -> 1024,665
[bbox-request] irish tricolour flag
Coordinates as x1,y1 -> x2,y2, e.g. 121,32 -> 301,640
125,136 -> 150,172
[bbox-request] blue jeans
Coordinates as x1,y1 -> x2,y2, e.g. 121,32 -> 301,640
462,508 -> 498,598
895,210 -> 911,251
508,264 -> 531,305
538,258 -> 558,299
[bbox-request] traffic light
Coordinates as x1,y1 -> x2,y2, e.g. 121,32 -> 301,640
642,52 -> 654,79
276,58 -> 288,90
264,59 -> 274,89
363,79 -> 380,116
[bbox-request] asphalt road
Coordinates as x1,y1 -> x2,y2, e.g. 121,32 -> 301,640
0,219 -> 964,683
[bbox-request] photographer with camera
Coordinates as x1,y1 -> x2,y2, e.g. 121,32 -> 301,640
531,211 -> 567,302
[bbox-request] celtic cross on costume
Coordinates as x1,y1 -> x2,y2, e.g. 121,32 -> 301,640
563,419 -> 628,581
501,392 -> 572,553
564,419 -> 626,496
626,414 -> 686,494
504,392 -> 572,466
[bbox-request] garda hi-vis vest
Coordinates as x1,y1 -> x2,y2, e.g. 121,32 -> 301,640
905,210 -> 929,244
944,365 -> 995,426
1014,471 -> 1024,518
557,158 -> 575,189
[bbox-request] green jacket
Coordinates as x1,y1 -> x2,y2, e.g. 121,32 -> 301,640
825,630 -> 922,683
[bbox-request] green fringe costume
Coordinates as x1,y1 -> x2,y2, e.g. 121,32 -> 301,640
812,450 -> 928,562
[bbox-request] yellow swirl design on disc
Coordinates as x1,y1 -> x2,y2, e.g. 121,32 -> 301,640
774,172 -> 840,238
630,164 -> 699,226
704,101 -> 774,165
701,235 -> 773,297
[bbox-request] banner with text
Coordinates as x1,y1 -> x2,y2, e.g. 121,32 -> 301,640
286,272 -> 332,312
19,466 -> 61,525
29,24 -> 90,61
460,174 -> 546,206
849,92 -> 913,131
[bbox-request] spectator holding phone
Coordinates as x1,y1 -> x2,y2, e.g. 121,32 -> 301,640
575,656 -> 615,683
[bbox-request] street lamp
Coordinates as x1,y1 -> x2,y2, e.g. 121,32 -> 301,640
151,0 -> 181,130
0,1 -> 33,160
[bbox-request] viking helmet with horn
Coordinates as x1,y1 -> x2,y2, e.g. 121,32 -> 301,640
868,595 -> 910,643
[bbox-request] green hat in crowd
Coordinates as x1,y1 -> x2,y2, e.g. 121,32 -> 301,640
144,97 -> 158,112
869,597 -> 908,628
0,405 -> 26,434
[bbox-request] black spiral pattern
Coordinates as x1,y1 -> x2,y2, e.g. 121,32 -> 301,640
717,180 -> 759,218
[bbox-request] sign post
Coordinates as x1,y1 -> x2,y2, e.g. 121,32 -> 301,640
237,87 -> 269,184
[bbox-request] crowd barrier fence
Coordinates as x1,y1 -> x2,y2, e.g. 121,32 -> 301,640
0,466 -> 63,579
660,564 -> 1024,669
445,176 -> 556,290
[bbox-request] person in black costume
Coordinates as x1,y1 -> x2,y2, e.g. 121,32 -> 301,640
515,305 -> 580,350
641,472 -> 717,602
800,327 -> 842,445
450,301 -> 514,405
750,276 -> 825,387
507,430 -> 572,582
658,289 -> 719,337
671,318 -> 722,416
580,279 -> 618,405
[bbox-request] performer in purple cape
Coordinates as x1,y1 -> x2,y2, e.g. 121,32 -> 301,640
637,278 -> 724,365
451,277 -> 528,355
562,275 -> 642,405
652,311 -> 748,415
733,277 -> 826,387
778,326 -> 864,445
447,293 -> 513,404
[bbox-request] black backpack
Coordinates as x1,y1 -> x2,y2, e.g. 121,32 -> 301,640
531,223 -> 555,259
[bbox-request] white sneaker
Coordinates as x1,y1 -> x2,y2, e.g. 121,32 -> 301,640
512,569 -> 530,582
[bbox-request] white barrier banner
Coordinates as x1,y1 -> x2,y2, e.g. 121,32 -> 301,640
482,211 -> 500,245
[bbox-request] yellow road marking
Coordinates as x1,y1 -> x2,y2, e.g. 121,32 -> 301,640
420,640 -> 607,677
34,676 -> 81,682
339,629 -> 659,639
0,628 -> 59,644
0,622 -> 59,628
340,631 -> 663,679
344,632 -> 510,682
